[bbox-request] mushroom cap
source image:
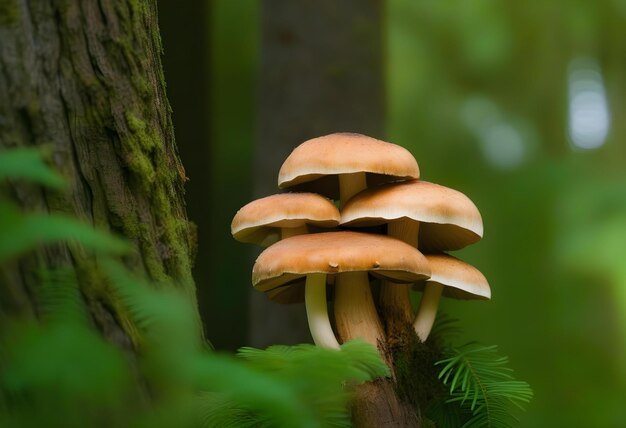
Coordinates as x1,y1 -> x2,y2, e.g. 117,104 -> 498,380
253,231 -> 431,292
412,253 -> 490,300
278,133 -> 420,199
231,193 -> 340,246
341,180 -> 483,251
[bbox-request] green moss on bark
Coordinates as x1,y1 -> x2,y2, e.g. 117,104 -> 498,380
389,323 -> 447,416
0,0 -> 19,26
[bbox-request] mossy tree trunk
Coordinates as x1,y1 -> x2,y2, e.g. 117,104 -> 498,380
0,0 -> 199,351
253,1 -> 422,426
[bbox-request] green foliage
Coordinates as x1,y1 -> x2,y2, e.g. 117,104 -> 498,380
0,148 -> 130,262
0,147 -> 388,427
0,148 -> 64,189
0,269 -> 133,428
35,268 -> 88,325
239,340 -> 389,382
428,343 -> 533,428
429,312 -> 463,340
2,260 -> 387,427
0,202 -> 130,261
232,341 -> 389,427
104,260 -> 387,427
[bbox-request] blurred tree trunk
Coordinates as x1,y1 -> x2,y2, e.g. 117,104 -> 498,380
253,1 -> 422,426
0,0 -> 198,351
252,0 -> 385,347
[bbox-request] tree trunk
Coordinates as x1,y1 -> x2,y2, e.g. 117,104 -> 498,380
0,0 -> 198,349
253,1 -> 422,426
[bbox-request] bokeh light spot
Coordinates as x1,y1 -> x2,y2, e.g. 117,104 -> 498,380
567,57 -> 610,150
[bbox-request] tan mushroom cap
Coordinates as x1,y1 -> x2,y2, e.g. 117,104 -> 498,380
231,193 -> 340,246
253,231 -> 431,292
278,133 -> 420,199
412,253 -> 490,300
341,180 -> 483,251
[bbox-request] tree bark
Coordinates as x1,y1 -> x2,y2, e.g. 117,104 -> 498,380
0,0 -> 198,349
254,1 -> 422,426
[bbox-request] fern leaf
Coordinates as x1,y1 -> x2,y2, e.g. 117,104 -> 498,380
426,396 -> 473,428
429,312 -> 463,340
433,343 -> 533,428
0,147 -> 65,189
195,340 -> 389,428
102,259 -> 202,352
36,268 -> 88,326
196,393 -> 261,428
0,323 -> 130,406
238,339 -> 389,383
0,202 -> 130,261
190,354 -> 315,428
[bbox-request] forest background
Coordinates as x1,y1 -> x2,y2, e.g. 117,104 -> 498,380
1,0 -> 624,427
163,1 -> 626,427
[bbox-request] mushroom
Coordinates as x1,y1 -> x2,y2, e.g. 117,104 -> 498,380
253,231 -> 431,349
412,253 -> 490,340
231,193 -> 341,246
340,180 -> 483,339
278,132 -> 419,205
278,133 -> 420,344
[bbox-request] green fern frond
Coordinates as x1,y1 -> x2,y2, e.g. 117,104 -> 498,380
103,259 -> 362,428
0,201 -> 130,262
0,148 -> 129,261
191,354 -> 314,428
196,393 -> 260,428
0,147 -> 65,189
429,312 -> 463,340
102,259 -> 202,352
238,339 -> 389,383
194,340 -> 389,428
425,396 -> 472,428
433,343 -> 533,428
36,268 -> 87,326
1,266 -> 131,409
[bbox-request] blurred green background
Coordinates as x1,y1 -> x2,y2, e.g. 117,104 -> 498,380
162,1 -> 626,426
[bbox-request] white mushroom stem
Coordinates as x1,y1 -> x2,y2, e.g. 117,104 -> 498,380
281,225 -> 308,239
380,220 -> 420,329
281,225 -> 340,348
413,282 -> 444,341
281,225 -> 336,347
334,272 -> 384,347
305,273 -> 340,349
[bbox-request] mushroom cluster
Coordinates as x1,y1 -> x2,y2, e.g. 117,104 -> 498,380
231,132 -> 490,351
